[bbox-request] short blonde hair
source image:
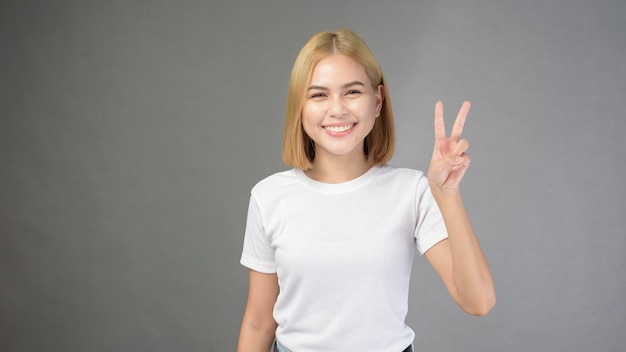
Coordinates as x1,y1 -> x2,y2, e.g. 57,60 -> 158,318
282,29 -> 395,170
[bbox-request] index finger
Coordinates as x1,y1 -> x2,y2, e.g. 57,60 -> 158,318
434,101 -> 446,140
450,101 -> 471,141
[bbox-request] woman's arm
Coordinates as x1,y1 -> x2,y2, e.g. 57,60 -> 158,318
238,270 -> 279,351
425,192 -> 495,316
425,101 -> 496,316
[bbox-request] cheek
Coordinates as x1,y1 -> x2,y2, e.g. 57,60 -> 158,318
348,99 -> 377,118
301,104 -> 323,123
300,106 -> 317,136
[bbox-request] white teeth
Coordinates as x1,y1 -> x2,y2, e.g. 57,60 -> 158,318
324,124 -> 353,133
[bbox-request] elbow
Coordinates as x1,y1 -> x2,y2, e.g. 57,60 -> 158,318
465,299 -> 495,316
462,293 -> 496,317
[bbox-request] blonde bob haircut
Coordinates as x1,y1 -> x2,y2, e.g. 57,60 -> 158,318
282,29 -> 395,170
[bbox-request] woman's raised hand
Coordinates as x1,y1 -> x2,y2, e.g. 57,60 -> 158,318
427,101 -> 471,193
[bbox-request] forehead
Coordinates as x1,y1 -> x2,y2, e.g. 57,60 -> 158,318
309,53 -> 371,85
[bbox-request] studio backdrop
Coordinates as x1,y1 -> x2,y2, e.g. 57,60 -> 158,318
1,0 -> 625,351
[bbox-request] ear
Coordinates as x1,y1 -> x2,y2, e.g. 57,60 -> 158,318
375,84 -> 384,117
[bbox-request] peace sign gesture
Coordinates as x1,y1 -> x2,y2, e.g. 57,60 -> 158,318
428,101 -> 471,193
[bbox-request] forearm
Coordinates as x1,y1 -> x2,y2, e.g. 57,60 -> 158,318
432,188 -> 496,315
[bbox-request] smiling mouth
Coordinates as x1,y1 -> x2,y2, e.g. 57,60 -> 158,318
323,124 -> 355,133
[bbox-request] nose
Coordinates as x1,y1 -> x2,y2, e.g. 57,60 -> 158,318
328,95 -> 347,118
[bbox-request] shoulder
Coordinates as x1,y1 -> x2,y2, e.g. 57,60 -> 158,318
369,165 -> 432,198
375,165 -> 426,183
251,169 -> 300,197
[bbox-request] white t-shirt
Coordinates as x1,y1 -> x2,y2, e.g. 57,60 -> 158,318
241,165 -> 448,352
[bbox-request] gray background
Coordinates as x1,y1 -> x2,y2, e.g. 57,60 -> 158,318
1,0 -> 625,351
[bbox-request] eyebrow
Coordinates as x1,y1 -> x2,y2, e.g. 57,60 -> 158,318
307,81 -> 366,91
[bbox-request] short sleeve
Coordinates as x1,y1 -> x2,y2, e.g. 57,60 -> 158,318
240,193 -> 277,273
414,180 -> 449,255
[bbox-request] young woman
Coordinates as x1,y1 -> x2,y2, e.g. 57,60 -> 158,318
238,29 -> 495,352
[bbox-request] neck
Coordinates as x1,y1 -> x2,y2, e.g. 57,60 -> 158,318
305,152 -> 372,184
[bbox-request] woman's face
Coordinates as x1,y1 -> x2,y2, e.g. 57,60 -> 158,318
301,53 -> 382,163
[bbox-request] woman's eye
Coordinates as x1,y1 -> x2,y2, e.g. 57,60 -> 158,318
346,90 -> 361,95
310,92 -> 326,99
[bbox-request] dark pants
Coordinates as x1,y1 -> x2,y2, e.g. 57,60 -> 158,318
272,340 -> 413,352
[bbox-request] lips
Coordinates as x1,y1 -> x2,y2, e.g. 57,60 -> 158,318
323,123 -> 355,133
